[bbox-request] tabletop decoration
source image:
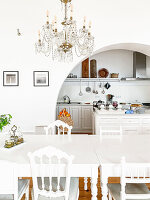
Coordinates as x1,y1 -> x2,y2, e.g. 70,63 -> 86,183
4,125 -> 24,148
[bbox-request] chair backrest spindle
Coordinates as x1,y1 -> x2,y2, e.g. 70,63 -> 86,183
121,157 -> 150,200
45,120 -> 72,135
28,146 -> 73,199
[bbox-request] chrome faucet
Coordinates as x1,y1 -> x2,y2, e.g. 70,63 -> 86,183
63,95 -> 70,104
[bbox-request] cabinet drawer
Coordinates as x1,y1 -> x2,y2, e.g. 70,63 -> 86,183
142,118 -> 150,124
122,118 -> 139,124
123,127 -> 139,134
97,117 -> 120,124
142,126 -> 150,134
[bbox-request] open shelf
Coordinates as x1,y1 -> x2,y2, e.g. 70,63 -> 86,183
65,78 -> 120,82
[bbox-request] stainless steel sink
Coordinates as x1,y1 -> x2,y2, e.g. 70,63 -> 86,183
70,102 -> 81,104
57,102 -> 81,105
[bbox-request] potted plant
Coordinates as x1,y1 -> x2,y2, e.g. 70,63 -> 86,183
0,114 -> 12,132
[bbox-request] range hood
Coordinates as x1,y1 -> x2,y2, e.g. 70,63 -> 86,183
121,52 -> 150,80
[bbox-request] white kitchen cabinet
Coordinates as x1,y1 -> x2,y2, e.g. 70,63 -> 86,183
94,109 -> 150,135
70,106 -> 82,131
81,106 -> 93,131
56,105 -> 93,133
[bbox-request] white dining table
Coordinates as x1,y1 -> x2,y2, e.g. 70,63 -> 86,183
90,135 -> 150,200
0,134 -> 99,200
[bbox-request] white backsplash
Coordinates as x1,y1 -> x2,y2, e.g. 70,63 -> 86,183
58,81 -> 150,103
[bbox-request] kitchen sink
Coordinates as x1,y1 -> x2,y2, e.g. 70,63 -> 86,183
57,102 -> 81,105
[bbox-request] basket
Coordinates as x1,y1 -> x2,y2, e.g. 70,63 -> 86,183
110,73 -> 119,78
58,116 -> 73,131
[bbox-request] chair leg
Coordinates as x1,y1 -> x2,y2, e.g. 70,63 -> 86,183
14,193 -> 18,200
31,189 -> 38,200
25,185 -> 29,200
84,177 -> 88,190
108,191 -> 112,200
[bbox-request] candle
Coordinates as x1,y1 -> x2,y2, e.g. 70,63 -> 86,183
71,4 -> 73,12
46,10 -> 49,24
70,4 -> 73,18
89,21 -> 92,28
46,10 -> 49,18
54,16 -> 57,23
38,30 -> 41,40
38,30 -> 40,37
83,16 -> 86,26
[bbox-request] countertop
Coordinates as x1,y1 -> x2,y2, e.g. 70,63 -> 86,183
94,107 -> 150,116
57,102 -> 93,106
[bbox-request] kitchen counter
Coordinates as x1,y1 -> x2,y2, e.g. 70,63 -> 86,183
94,107 -> 150,115
57,102 -> 93,106
93,107 -> 150,135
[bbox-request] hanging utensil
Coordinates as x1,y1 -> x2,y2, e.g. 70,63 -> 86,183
101,83 -> 105,94
102,88 -> 105,94
86,82 -> 91,93
99,81 -> 102,88
79,80 -> 83,96
104,82 -> 111,90
93,82 -> 96,93
95,82 -> 98,94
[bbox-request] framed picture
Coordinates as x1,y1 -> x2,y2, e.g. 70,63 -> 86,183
3,71 -> 19,86
33,71 -> 49,87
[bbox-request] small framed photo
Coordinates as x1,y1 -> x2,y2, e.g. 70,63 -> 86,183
33,71 -> 49,87
3,71 -> 19,86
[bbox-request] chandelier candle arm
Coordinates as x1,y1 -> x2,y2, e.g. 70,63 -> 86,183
35,0 -> 94,62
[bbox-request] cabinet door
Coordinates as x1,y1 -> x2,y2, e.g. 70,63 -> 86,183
81,106 -> 93,130
70,106 -> 82,130
57,106 -> 70,118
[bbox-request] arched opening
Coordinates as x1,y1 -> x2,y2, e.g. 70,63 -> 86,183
56,43 -> 150,133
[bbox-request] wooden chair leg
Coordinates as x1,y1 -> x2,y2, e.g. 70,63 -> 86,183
84,177 -> 88,190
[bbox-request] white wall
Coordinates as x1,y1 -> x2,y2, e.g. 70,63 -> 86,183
58,50 -> 150,103
71,50 -> 133,78
1,0 -> 150,131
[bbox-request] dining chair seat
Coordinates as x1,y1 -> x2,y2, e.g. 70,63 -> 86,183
33,177 -> 79,200
108,183 -> 150,200
0,179 -> 29,200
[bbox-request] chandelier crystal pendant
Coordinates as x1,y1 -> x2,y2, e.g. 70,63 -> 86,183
35,0 -> 94,62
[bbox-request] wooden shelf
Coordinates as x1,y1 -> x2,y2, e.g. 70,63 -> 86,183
65,78 -> 120,82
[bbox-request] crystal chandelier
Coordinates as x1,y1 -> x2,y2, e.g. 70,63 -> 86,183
35,0 -> 94,62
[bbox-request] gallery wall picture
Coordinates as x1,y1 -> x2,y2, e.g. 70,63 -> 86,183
33,71 -> 49,87
3,71 -> 19,86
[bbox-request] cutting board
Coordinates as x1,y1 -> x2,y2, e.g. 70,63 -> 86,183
82,58 -> 89,78
90,59 -> 97,78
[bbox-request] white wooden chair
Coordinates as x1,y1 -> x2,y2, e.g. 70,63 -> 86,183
108,157 -> 150,200
28,146 -> 79,200
0,160 -> 29,200
45,120 -> 72,135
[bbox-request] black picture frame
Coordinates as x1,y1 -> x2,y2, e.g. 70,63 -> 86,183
33,71 -> 49,87
3,71 -> 19,86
